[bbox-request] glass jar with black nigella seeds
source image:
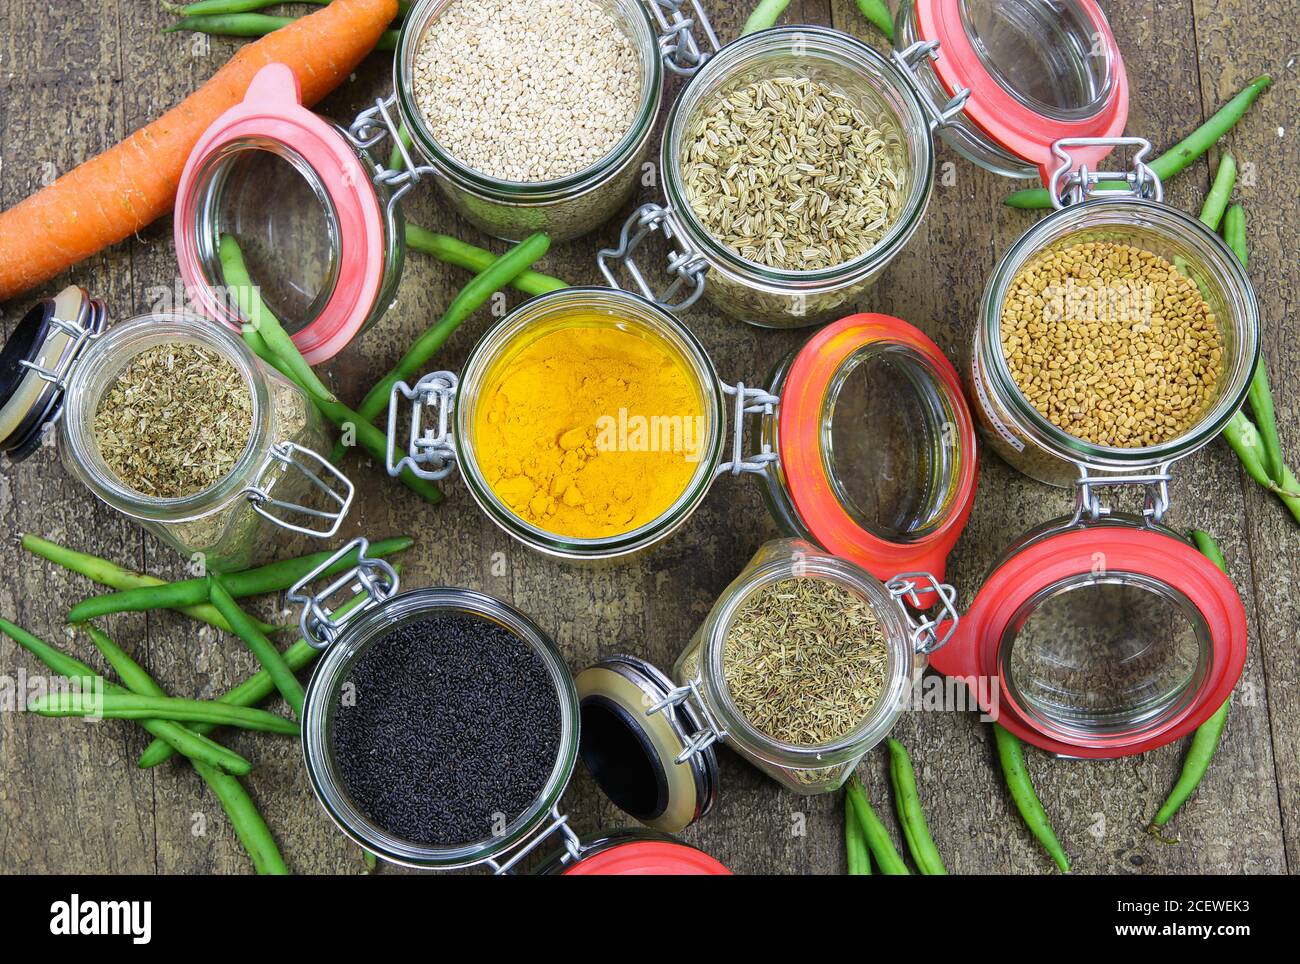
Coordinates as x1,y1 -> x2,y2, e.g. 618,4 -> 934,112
290,538 -> 731,874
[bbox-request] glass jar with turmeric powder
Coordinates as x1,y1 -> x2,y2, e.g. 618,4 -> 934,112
387,289 -> 981,582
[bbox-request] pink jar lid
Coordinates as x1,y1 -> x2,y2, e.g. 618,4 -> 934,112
174,62 -> 386,365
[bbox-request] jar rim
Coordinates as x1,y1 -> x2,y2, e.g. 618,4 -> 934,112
977,196 -> 1260,471
699,546 -> 915,767
300,586 -> 581,870
59,313 -> 273,524
661,26 -> 936,290
454,287 -> 727,560
394,0 -> 664,201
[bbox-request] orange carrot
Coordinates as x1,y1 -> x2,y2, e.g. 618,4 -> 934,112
0,0 -> 397,303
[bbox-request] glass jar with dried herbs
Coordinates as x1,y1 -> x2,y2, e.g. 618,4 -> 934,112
573,540 -> 959,830
0,290 -> 353,572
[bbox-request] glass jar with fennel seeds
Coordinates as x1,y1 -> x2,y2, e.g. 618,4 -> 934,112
0,296 -> 354,572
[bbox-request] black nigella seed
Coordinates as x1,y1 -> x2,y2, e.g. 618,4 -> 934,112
331,611 -> 562,847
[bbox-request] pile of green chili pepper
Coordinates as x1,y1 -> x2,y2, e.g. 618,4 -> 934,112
2,533 -> 413,873
843,738 -> 946,875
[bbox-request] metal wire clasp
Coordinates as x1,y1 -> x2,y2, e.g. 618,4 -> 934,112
485,804 -> 584,876
646,677 -> 726,764
598,203 -> 710,312
287,537 -> 401,649
886,573 -> 960,655
386,371 -> 459,481
716,381 -> 779,477
891,40 -> 971,133
344,93 -> 437,216
1071,461 -> 1173,526
648,0 -> 719,76
1048,136 -> 1164,210
241,441 -> 355,538
20,297 -> 106,392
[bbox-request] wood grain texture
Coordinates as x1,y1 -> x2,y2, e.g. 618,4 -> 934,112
0,0 -> 1294,875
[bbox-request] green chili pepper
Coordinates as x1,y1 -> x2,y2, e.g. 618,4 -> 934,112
741,0 -> 790,36
845,777 -> 910,875
404,225 -> 568,297
1148,532 -> 1232,834
1005,76 -> 1272,209
167,13 -> 400,50
0,618 -> 250,776
209,574 -> 306,718
28,691 -> 299,734
354,232 -> 553,424
1198,152 -> 1236,230
845,799 -> 871,875
993,723 -> 1070,872
67,537 -> 411,623
855,0 -> 896,42
887,738 -> 947,874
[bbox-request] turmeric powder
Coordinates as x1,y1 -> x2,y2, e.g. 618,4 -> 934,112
473,319 -> 707,539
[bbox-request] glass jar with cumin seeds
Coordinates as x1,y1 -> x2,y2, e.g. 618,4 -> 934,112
291,539 -> 732,873
971,139 -> 1260,488
573,540 -> 960,828
0,291 -> 353,572
601,4 -> 1130,328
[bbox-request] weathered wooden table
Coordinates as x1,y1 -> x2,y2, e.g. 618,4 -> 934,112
1,1 -> 1295,875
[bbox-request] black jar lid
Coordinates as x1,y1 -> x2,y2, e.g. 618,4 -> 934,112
0,286 -> 105,462
575,653 -> 718,834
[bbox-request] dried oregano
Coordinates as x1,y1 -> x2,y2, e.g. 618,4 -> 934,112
682,76 -> 905,271
722,576 -> 888,746
94,342 -> 253,499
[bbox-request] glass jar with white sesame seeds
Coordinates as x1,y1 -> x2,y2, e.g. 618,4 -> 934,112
970,138 -> 1260,488
392,0 -> 719,242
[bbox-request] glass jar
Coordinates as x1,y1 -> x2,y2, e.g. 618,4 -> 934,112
387,289 -> 978,584
291,539 -> 731,872
534,828 -> 731,875
0,290 -> 353,572
394,0 -> 716,242
970,143 -> 1260,487
573,539 -> 958,827
600,3 -> 1128,328
931,510 -> 1247,758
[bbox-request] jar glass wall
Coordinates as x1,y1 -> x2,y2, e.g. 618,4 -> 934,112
59,314 -> 332,572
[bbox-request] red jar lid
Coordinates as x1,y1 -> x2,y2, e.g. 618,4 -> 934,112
562,840 -> 731,876
777,313 -> 978,586
912,0 -> 1129,181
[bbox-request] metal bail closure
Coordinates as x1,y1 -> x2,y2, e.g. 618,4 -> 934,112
241,441 -> 355,538
648,0 -> 720,76
1071,461 -> 1174,526
485,804 -> 583,876
386,371 -> 459,481
1048,136 -> 1163,210
891,40 -> 971,132
287,537 -> 401,649
598,204 -> 709,312
716,381 -> 779,478
344,92 -> 439,220
886,572 -> 960,655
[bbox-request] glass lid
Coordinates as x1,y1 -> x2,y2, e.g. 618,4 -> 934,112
173,63 -> 388,365
775,313 -> 977,584
575,654 -> 718,834
910,0 -> 1128,177
1001,573 -> 1210,739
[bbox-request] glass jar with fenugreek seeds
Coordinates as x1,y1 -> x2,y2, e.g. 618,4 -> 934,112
970,139 -> 1260,488
601,4 -> 1130,328
0,290 -> 353,572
